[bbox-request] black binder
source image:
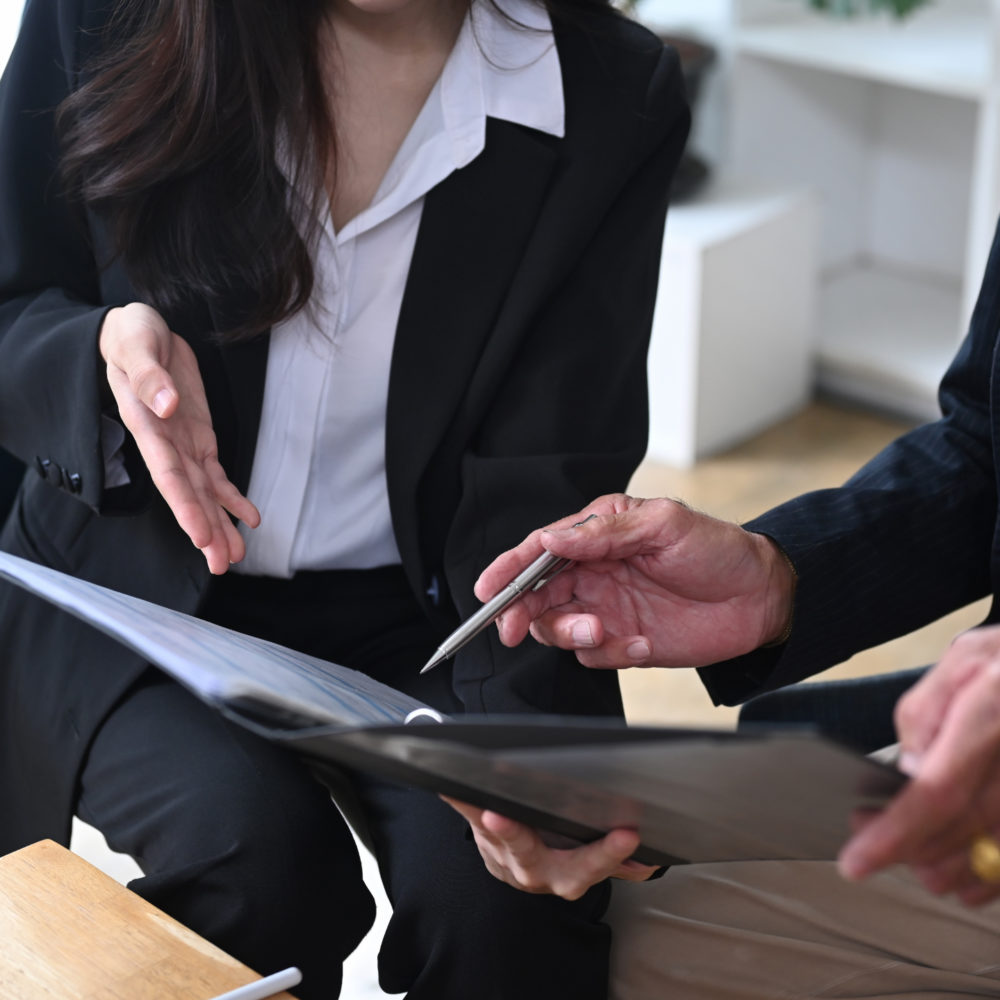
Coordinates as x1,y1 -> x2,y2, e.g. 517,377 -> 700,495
0,551 -> 905,867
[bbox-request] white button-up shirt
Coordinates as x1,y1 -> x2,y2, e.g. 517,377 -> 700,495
235,0 -> 564,578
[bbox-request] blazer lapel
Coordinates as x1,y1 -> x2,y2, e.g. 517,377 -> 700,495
205,295 -> 271,495
386,119 -> 558,579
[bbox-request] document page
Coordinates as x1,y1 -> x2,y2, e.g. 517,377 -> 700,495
0,552 -> 425,728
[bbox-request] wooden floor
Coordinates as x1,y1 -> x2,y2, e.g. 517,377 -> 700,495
619,398 -> 991,729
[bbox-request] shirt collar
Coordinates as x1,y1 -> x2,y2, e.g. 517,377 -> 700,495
470,0 -> 565,141
434,0 -> 564,170
339,0 -> 563,241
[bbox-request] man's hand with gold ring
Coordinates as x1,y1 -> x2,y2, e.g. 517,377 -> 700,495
969,833 -> 1000,885
838,628 -> 1000,907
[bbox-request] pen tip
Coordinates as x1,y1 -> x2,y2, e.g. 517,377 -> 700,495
420,652 -> 444,675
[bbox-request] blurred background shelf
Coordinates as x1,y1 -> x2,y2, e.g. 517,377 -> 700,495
816,264 -> 961,420
647,179 -> 818,466
735,6 -> 991,99
733,0 -> 1000,420
646,0 -> 1000,441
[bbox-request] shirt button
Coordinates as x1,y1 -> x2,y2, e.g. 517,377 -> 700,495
67,473 -> 82,494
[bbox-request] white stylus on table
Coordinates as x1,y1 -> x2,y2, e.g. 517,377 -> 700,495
207,967 -> 302,1000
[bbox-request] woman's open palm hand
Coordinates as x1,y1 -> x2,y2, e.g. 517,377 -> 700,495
100,303 -> 260,574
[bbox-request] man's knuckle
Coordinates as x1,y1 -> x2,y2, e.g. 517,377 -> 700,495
131,362 -> 163,389
646,496 -> 679,518
518,871 -> 542,891
555,880 -> 584,901
921,779 -> 966,818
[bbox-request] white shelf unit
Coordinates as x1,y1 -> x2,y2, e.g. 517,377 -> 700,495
648,180 -> 818,467
729,0 -> 1000,420
735,6 -> 991,99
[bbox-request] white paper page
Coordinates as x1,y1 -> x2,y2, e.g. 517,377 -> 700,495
0,552 -> 426,728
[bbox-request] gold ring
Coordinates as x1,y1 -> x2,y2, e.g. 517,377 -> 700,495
969,833 -> 1000,884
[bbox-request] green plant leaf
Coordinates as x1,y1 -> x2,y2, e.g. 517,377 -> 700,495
805,0 -> 931,18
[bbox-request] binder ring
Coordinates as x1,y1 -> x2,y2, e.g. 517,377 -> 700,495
404,708 -> 444,725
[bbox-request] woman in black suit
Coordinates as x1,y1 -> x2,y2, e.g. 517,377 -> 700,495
0,0 -> 688,995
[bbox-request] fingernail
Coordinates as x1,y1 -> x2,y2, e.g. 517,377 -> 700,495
571,621 -> 595,647
627,639 -> 650,662
899,751 -> 922,776
837,854 -> 863,881
541,527 -> 571,541
152,389 -> 172,417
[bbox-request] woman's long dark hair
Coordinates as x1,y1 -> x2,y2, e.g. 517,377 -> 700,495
58,0 -> 611,340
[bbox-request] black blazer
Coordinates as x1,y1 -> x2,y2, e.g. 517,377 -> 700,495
0,0 -> 689,852
701,219 -> 1000,706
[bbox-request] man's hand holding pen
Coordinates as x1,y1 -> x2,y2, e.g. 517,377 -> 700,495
472,494 -> 795,670
447,493 -> 1000,906
436,494 -> 795,899
420,549 -> 575,674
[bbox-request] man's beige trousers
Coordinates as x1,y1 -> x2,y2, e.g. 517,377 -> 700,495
610,860 -> 1000,999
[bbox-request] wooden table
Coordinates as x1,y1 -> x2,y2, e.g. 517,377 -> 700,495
0,840 -> 299,999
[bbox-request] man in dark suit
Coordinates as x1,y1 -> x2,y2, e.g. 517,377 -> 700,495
460,216 -> 1000,908
443,220 -> 1000,999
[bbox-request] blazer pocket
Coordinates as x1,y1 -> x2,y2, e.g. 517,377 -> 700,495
4,475 -> 94,573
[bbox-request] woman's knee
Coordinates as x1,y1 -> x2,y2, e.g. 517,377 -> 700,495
77,676 -> 377,972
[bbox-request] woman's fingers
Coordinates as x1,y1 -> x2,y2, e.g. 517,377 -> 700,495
441,796 -> 649,900
476,811 -> 642,900
122,357 -> 178,418
212,472 -> 262,530
148,449 -> 252,573
99,305 -> 259,572
173,457 -> 259,573
100,303 -> 179,416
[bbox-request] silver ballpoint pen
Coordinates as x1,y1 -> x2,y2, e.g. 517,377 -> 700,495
419,550 -> 573,674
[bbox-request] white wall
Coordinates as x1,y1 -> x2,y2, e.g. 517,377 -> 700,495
639,0 -> 729,31
1,1 -> 24,72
